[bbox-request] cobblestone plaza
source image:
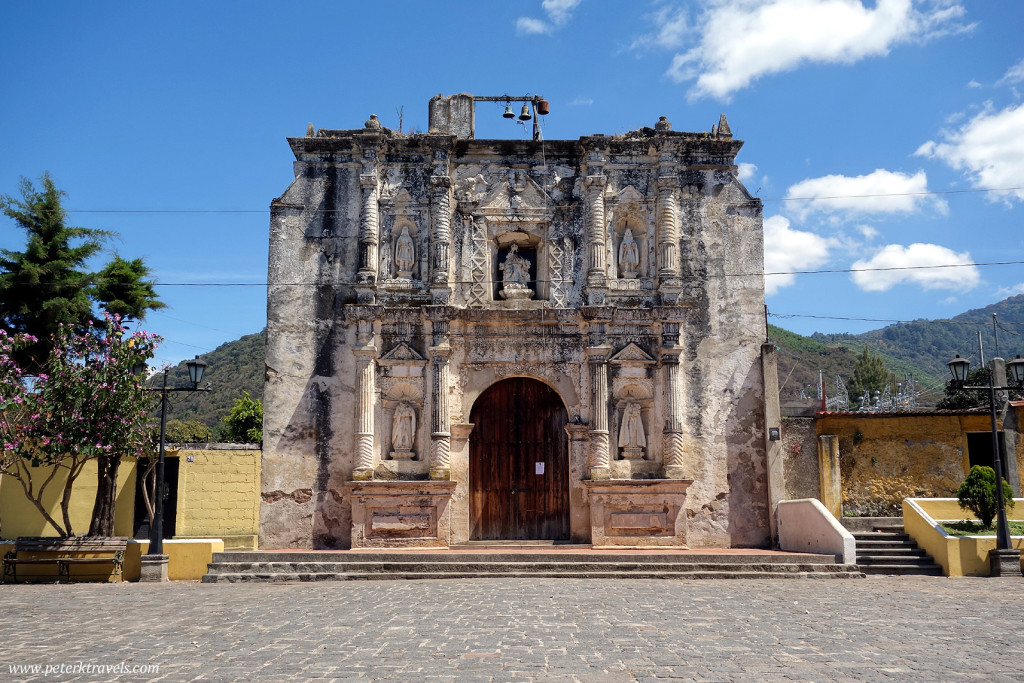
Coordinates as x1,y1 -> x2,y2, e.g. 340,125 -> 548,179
2,576 -> 1022,681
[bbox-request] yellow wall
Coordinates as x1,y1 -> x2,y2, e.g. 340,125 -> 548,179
172,447 -> 260,548
904,498 -> 1024,576
1,447 -> 260,552
2,539 -> 222,582
0,460 -> 136,539
817,413 -> 993,516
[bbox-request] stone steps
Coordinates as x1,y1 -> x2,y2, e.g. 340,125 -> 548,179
202,551 -> 865,582
852,530 -> 943,576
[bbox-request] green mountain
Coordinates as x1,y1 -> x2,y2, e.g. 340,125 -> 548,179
157,295 -> 1024,422
155,329 -> 265,429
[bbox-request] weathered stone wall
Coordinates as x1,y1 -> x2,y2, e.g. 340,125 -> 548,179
817,412 -> 991,516
262,107 -> 768,549
781,417 -> 820,501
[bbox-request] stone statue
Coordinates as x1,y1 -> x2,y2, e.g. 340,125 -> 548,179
618,228 -> 640,278
618,401 -> 646,459
395,226 -> 415,278
499,243 -> 532,300
390,402 -> 416,459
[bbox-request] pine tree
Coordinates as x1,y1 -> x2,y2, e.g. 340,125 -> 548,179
848,346 -> 889,402
94,255 -> 166,320
0,174 -> 108,366
0,174 -> 165,367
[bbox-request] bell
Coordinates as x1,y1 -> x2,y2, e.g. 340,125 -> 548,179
503,103 -> 515,119
519,104 -> 532,121
536,99 -> 550,116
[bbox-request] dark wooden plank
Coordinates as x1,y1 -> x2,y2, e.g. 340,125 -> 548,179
469,378 -> 569,540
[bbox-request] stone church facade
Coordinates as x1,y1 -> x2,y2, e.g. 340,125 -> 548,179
261,94 -> 777,550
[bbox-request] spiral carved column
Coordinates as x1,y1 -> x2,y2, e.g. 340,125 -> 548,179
585,175 -> 607,286
429,176 -> 452,287
657,176 -> 679,282
357,174 -> 379,284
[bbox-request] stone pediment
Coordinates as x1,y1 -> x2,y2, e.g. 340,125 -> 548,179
608,342 -> 655,365
478,172 -> 553,220
379,341 -> 426,362
615,185 -> 645,203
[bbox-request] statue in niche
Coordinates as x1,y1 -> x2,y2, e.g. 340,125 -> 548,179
390,402 -> 416,460
395,226 -> 415,278
618,228 -> 640,278
380,231 -> 392,278
499,243 -> 532,300
618,401 -> 646,459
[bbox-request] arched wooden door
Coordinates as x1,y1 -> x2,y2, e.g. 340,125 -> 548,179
469,378 -> 570,540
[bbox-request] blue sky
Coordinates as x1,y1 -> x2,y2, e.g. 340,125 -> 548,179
2,1 -> 1023,368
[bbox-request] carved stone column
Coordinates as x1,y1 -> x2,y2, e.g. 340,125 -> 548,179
660,324 -> 685,479
357,174 -> 379,286
427,308 -> 454,480
352,351 -> 377,481
587,347 -> 612,480
429,175 -> 452,303
656,175 -> 680,284
585,175 -> 608,292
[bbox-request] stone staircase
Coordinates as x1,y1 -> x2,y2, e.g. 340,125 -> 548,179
850,523 -> 943,576
201,549 -> 865,582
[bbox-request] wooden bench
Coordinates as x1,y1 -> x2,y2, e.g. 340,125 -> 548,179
2,537 -> 127,583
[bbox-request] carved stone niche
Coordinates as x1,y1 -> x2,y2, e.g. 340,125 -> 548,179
607,187 -> 652,282
378,341 -> 427,465
608,342 -> 656,467
379,190 -> 427,292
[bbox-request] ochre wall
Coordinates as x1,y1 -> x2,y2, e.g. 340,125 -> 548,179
173,446 -> 260,547
817,413 -> 993,516
1,447 -> 260,549
0,460 -> 136,539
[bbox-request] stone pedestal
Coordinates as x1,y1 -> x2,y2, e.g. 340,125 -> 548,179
345,480 -> 457,548
582,479 -> 693,547
989,548 -> 1022,577
139,554 -> 169,582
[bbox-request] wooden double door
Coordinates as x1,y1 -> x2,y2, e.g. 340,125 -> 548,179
469,378 -> 570,541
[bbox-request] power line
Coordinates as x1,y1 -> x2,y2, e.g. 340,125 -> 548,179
4,258 -> 1021,289
41,185 -> 1024,214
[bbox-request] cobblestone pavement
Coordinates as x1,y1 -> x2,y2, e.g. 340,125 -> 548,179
2,576 -> 1023,682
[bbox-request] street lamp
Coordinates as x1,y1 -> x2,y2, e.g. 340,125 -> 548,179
947,352 -> 1024,576
140,356 -> 211,582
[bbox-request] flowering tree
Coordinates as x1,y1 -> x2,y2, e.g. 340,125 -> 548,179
0,316 -> 158,537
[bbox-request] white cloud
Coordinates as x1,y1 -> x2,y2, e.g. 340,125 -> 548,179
517,0 -> 582,34
850,243 -> 979,292
997,282 -> 1024,298
785,169 -> 945,219
763,215 -> 833,295
996,58 -> 1024,86
916,101 -> 1024,203
542,0 -> 582,24
516,17 -> 551,34
631,5 -> 691,51
568,97 -> 594,106
967,79 -> 982,89
662,0 -> 970,101
737,162 -> 758,184
856,224 -> 879,240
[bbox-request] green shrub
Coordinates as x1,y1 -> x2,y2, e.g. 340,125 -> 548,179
220,391 -> 263,445
956,465 -> 1015,527
164,419 -> 211,443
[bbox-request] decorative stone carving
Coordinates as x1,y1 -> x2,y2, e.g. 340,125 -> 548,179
499,243 -> 532,300
465,215 -> 490,307
395,225 -> 415,278
390,402 -> 416,460
618,228 -> 640,278
618,401 -> 647,460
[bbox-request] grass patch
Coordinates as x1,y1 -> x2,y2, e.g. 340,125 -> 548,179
940,520 -> 1024,536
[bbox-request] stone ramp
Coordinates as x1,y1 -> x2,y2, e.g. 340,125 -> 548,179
202,549 -> 864,582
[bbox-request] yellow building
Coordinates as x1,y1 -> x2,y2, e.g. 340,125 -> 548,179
0,444 -> 260,550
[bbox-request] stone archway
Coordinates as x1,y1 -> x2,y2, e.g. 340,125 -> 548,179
468,377 -> 570,540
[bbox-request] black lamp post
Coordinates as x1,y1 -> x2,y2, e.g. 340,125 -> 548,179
146,356 -> 210,558
947,353 -> 1024,569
